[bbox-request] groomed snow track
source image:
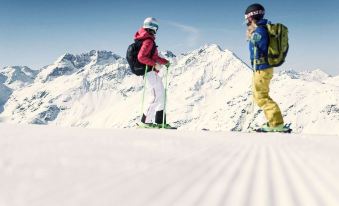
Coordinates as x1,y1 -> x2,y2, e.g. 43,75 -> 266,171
1,124 -> 339,206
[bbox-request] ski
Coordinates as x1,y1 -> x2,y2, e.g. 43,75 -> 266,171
254,128 -> 292,133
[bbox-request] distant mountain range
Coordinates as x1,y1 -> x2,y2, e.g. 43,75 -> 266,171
1,44 -> 338,135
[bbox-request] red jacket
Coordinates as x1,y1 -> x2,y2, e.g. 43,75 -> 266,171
134,28 -> 168,67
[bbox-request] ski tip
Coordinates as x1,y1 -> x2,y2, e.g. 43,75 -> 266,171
285,123 -> 292,128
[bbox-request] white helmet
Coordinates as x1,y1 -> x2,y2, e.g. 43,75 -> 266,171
143,17 -> 159,32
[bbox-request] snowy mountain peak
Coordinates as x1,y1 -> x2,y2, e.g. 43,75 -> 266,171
91,50 -> 123,65
180,44 -> 223,57
37,50 -> 125,83
185,44 -> 243,64
0,66 -> 38,89
55,53 -> 76,64
279,69 -> 331,82
300,69 -> 330,81
279,69 -> 300,79
38,55 -> 78,83
178,44 -> 248,71
1,66 -> 37,78
55,50 -> 122,68
202,44 -> 222,51
160,50 -> 176,58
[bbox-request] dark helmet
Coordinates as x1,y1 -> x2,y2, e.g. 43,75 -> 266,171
245,3 -> 265,22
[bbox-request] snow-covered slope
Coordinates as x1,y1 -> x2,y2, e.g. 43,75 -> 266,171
1,44 -> 338,135
0,66 -> 38,90
324,75 -> 339,87
1,124 -> 339,206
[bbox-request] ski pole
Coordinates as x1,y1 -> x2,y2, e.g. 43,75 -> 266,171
162,65 -> 169,129
141,65 -> 148,119
250,46 -> 257,114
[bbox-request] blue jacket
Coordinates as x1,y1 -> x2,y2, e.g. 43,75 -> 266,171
249,19 -> 270,70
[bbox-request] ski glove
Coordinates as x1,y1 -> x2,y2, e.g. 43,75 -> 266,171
165,62 -> 171,68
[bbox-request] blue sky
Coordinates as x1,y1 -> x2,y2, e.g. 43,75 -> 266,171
0,0 -> 338,75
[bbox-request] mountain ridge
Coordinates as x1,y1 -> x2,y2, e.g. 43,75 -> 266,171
1,44 -> 338,135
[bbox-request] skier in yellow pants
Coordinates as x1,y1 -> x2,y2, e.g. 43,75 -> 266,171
245,3 -> 289,132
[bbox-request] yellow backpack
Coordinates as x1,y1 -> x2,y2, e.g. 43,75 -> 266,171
265,23 -> 289,67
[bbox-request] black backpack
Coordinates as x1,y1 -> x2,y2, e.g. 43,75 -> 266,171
126,39 -> 157,76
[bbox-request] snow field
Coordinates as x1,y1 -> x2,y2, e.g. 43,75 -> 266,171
1,124 -> 339,206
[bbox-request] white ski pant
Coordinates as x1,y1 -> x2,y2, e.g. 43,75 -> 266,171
144,71 -> 165,123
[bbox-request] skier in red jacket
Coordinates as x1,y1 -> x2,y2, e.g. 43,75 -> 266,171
135,17 -> 172,128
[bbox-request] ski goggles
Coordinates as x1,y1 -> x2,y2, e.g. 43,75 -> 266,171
144,22 -> 159,32
244,10 -> 265,20
244,10 -> 265,26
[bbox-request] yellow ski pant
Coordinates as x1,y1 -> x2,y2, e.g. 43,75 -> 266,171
252,68 -> 284,127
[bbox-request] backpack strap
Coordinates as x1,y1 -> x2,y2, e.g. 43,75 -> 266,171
150,42 -> 157,58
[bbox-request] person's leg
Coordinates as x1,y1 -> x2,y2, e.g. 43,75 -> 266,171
153,73 -> 166,124
252,68 -> 284,127
142,71 -> 164,124
155,110 -> 166,125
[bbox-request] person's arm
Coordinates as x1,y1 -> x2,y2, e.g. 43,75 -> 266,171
255,27 -> 269,58
250,27 -> 268,69
153,49 -> 169,65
